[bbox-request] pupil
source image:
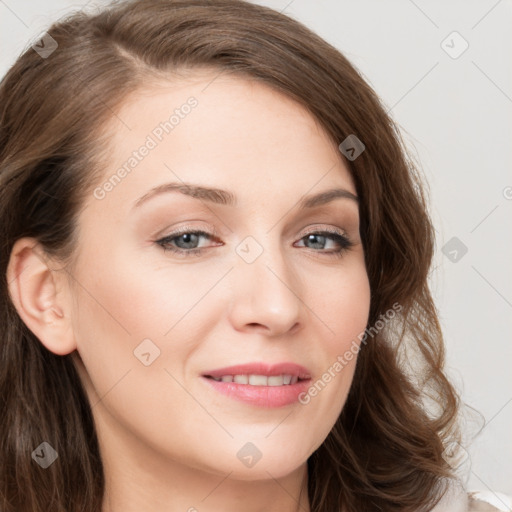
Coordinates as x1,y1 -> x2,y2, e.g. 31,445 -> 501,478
308,234 -> 325,249
178,233 -> 198,248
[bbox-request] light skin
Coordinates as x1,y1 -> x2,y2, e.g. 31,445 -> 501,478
7,70 -> 371,512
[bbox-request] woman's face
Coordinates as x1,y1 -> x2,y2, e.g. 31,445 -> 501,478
66,71 -> 371,480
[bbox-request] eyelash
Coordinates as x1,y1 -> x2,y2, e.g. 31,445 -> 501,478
155,226 -> 354,259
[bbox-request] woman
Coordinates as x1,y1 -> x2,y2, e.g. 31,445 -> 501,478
0,0 -> 507,510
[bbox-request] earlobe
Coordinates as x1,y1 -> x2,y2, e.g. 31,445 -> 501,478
6,238 -> 76,356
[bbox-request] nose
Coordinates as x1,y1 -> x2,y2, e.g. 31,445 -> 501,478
227,239 -> 304,337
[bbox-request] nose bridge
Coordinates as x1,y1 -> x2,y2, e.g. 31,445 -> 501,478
229,232 -> 303,334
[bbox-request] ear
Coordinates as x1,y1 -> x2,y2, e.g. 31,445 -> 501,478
6,237 -> 76,355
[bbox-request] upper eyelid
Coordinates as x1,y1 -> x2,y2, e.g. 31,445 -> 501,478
158,225 -> 348,240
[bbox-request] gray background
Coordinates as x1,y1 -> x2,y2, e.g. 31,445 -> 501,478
1,0 -> 511,497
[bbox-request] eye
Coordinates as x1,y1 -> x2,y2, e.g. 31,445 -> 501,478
155,228 -> 220,257
155,226 -> 354,258
295,229 -> 354,257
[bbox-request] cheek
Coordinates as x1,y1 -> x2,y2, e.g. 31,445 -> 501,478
296,261 -> 370,427
71,240 -> 219,341
68,243 -> 230,401
67,246 -> 163,398
68,252 -> 209,462
315,258 -> 371,354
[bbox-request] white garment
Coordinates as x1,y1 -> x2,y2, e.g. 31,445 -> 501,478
431,479 -> 512,511
467,491 -> 512,511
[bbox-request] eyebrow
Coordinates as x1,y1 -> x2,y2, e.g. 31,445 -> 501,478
132,181 -> 358,210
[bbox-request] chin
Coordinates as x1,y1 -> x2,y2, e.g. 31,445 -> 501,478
227,460 -> 306,482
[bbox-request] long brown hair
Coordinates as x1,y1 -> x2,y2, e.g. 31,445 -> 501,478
0,1 -> 461,510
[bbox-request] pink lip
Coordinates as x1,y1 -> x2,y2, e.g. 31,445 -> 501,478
201,362 -> 312,408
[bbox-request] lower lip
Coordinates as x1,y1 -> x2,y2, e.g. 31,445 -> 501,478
202,376 -> 311,408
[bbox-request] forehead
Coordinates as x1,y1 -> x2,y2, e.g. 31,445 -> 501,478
89,71 -> 356,218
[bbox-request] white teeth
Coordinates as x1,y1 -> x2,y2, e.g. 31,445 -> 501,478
249,375 -> 268,386
233,374 -> 249,384
267,375 -> 284,386
210,374 -> 299,386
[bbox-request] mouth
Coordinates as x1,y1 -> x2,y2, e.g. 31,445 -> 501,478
201,362 -> 312,408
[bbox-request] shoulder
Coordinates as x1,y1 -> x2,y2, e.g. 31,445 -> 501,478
431,479 -> 512,512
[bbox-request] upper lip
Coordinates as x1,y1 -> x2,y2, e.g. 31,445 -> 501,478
203,362 -> 311,380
